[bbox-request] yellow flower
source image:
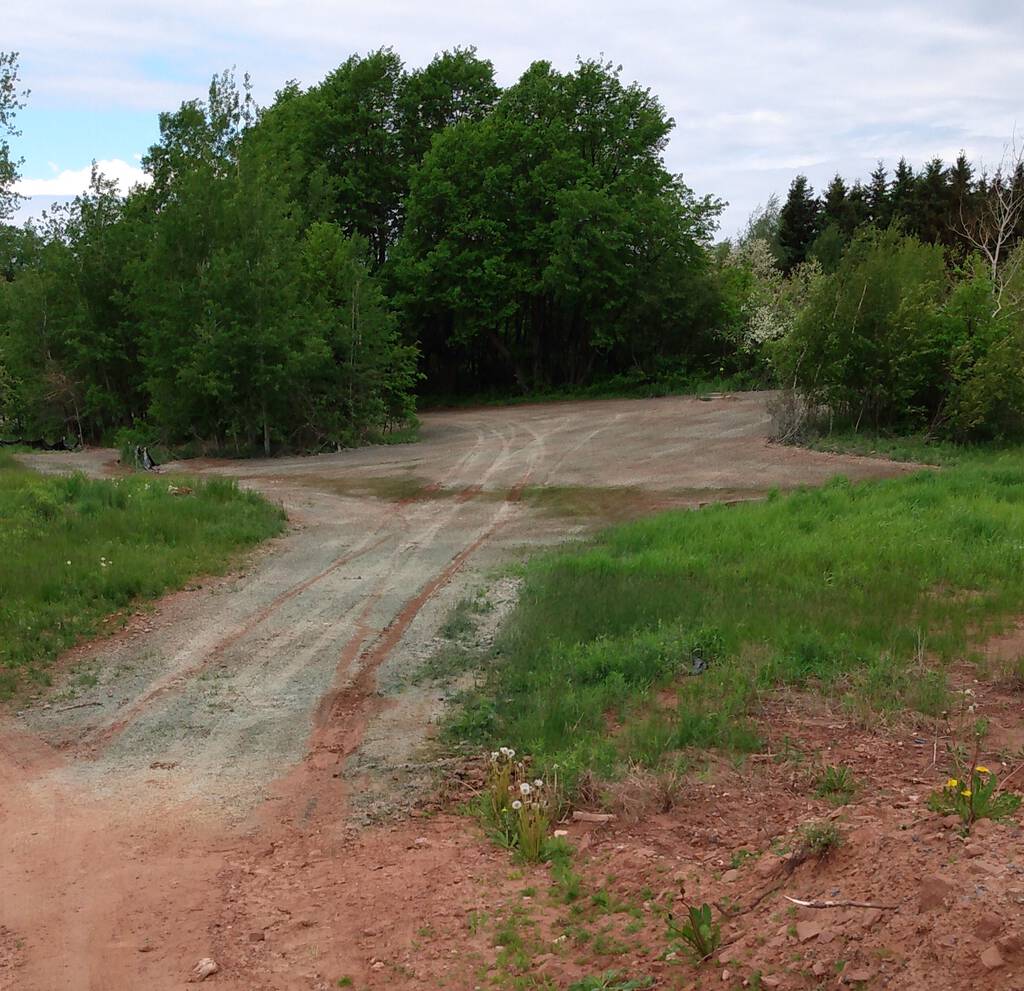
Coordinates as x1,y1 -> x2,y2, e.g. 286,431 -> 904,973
961,789 -> 972,798
974,766 -> 990,774
946,778 -> 959,789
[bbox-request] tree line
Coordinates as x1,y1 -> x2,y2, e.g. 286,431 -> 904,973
2,46 -> 1023,453
0,49 -> 729,452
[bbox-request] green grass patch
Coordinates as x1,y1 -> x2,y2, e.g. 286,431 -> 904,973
0,461 -> 286,698
448,453 -> 1024,784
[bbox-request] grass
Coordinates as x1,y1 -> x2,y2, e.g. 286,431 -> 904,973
0,457 -> 286,698
448,451 -> 1024,785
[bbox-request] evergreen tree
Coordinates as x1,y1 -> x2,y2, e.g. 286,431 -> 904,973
777,175 -> 820,272
867,161 -> 890,227
890,158 -> 916,226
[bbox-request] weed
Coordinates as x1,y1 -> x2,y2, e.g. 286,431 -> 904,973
814,765 -> 857,805
666,898 -> 721,963
480,748 -> 559,862
567,972 -> 653,991
927,764 -> 1021,831
797,821 -> 843,860
729,848 -> 756,870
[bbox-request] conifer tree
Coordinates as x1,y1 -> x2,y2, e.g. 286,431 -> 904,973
777,175 -> 820,272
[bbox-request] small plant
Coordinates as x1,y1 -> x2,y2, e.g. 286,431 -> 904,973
568,972 -> 653,991
729,848 -> 755,870
666,892 -> 721,963
927,764 -> 1021,831
481,747 -> 557,862
798,820 -> 842,859
814,764 -> 856,805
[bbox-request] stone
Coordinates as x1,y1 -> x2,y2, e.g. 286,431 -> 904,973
248,931 -> 265,943
188,958 -> 219,983
918,875 -> 954,913
755,855 -> 784,880
796,920 -> 822,942
722,869 -> 741,883
980,944 -> 1005,970
996,933 -> 1022,954
761,977 -> 782,989
975,913 -> 1003,940
844,969 -> 874,983
861,908 -> 883,929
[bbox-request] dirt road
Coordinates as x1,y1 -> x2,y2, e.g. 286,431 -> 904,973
0,394 -> 915,990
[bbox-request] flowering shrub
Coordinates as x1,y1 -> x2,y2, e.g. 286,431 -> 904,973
927,764 -> 1021,831
483,748 -> 557,862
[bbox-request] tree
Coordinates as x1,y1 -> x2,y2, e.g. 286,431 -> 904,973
955,139 -> 1024,315
392,58 -> 722,393
867,162 -> 890,227
397,47 -> 499,166
777,226 -> 950,429
777,175 -> 819,272
0,52 -> 27,224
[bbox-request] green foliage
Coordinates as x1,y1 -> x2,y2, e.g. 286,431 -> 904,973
666,901 -> 721,962
0,51 -> 27,223
798,821 -> 842,859
448,455 -> 1024,784
927,766 -> 1022,831
776,226 -> 950,430
392,57 -> 724,394
814,765 -> 857,805
568,973 -> 653,991
0,459 -> 284,697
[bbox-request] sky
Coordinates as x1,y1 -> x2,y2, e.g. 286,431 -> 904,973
6,0 -> 1024,237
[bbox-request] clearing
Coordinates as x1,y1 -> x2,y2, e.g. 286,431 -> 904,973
2,393 -> 998,991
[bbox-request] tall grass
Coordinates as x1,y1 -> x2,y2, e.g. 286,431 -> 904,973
451,454 -> 1024,782
0,460 -> 285,698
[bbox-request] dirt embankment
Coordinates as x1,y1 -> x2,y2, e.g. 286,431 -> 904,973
1,393 -> 928,990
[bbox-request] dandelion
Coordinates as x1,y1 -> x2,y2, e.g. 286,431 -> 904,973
66,560 -> 72,566
519,782 -> 532,796
511,800 -> 522,810
533,779 -> 544,788
961,789 -> 973,798
975,766 -> 990,774
946,778 -> 959,789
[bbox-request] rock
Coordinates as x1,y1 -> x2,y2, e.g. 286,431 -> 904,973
975,913 -> 1003,940
861,908 -> 883,929
721,970 -> 731,982
918,875 -> 954,913
796,920 -> 822,942
188,958 -> 219,983
843,968 -> 874,983
940,815 -> 961,829
248,931 -> 265,943
722,869 -> 741,883
980,944 -> 1005,970
812,961 -> 828,977
755,855 -> 784,880
572,810 -> 615,823
997,932 -> 1022,954
761,977 -> 782,989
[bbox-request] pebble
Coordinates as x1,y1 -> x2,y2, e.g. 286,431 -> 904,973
980,944 -> 1005,970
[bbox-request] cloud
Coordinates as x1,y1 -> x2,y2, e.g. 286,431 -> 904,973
15,159 -> 149,197
7,0 -> 1024,234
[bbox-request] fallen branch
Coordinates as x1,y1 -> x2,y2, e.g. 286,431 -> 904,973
572,810 -> 615,824
55,700 -> 105,712
784,895 -> 899,910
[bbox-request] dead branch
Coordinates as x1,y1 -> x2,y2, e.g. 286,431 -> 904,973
784,895 -> 899,910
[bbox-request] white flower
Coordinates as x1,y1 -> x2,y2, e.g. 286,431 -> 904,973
66,560 -> 71,566
511,800 -> 522,810
519,782 -> 532,796
533,779 -> 544,788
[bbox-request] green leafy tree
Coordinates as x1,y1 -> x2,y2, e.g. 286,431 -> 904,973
393,58 -> 721,393
0,51 -> 27,224
777,226 -> 950,429
777,175 -> 819,272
